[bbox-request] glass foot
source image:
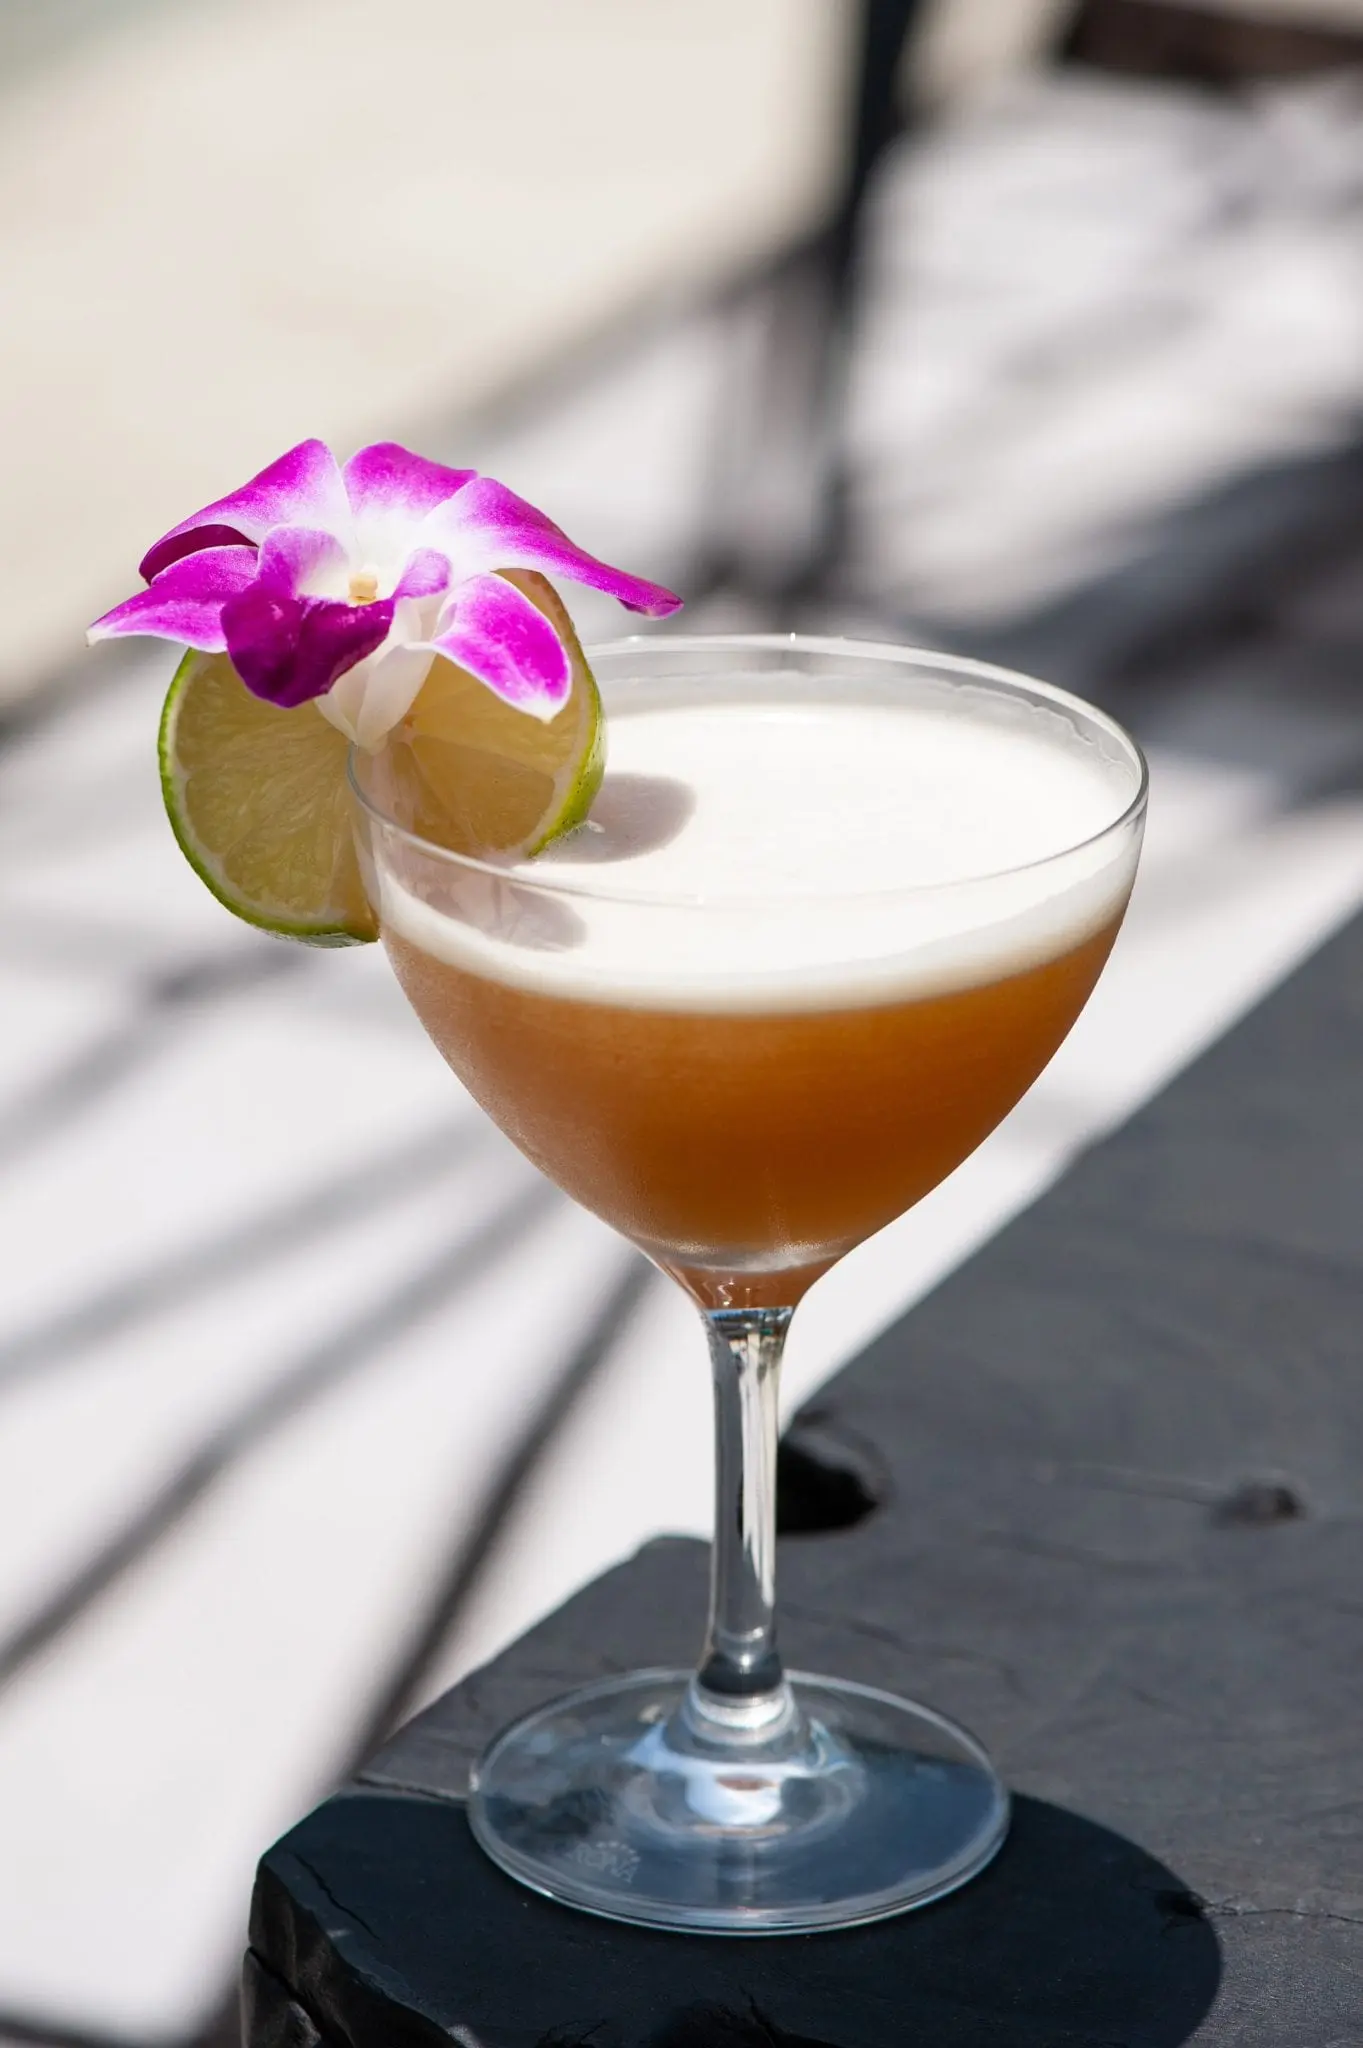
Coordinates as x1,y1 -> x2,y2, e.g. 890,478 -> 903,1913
468,1668 -> 1009,1934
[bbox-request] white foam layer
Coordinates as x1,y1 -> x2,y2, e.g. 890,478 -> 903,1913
376,693 -> 1143,1011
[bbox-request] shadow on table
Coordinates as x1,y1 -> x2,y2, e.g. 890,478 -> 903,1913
252,1787 -> 1220,2048
640,1796 -> 1223,2048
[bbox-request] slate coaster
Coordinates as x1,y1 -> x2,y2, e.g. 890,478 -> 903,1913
247,912 -> 1363,2047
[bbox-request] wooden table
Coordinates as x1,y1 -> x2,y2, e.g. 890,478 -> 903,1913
243,912 -> 1363,2047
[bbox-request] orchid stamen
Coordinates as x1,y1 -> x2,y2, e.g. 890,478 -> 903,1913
348,568 -> 381,605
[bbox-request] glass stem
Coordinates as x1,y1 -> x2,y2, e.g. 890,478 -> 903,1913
688,1306 -> 792,1732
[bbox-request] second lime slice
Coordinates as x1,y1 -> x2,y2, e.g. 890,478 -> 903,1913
380,571 -> 605,858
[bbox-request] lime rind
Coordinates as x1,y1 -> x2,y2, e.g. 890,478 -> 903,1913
158,649 -> 377,945
527,727 -> 604,853
525,668 -> 606,854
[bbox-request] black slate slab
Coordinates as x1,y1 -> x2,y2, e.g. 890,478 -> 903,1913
248,911 -> 1363,2048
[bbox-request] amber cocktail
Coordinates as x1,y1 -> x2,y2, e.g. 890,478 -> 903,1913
352,636 -> 1147,1934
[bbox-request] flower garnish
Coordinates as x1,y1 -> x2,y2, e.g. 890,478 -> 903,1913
88,439 -> 682,747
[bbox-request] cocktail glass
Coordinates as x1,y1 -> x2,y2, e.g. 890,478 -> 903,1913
350,635 -> 1147,1934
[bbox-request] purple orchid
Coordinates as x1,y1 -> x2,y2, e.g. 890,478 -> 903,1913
88,439 -> 682,747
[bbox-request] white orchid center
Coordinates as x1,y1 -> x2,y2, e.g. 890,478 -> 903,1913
348,567 -> 381,605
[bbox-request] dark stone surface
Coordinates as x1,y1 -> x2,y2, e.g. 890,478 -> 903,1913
248,912 -> 1363,2047
243,1951 -> 324,2048
255,1762 -> 1219,2048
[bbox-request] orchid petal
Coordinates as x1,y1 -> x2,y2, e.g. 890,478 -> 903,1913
393,547 -> 452,604
139,440 -> 349,582
422,478 -> 682,617
255,525 -> 353,601
358,633 -> 436,747
222,585 -> 394,709
343,447 -> 473,586
318,602 -> 436,750
430,572 -> 572,720
86,546 -> 258,651
344,443 -> 474,523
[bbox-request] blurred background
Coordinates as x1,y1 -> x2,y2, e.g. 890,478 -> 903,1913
3,1 -> 1363,2040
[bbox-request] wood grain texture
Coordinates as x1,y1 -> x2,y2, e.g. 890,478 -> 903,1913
247,911 -> 1363,2046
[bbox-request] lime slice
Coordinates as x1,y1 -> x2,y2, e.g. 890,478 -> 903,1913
158,571 -> 603,942
160,646 -> 376,945
378,571 -> 605,858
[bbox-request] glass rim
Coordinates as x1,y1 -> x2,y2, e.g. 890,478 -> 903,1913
347,631 -> 1150,909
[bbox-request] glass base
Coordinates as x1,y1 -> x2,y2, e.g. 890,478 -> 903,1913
467,1668 -> 1009,1934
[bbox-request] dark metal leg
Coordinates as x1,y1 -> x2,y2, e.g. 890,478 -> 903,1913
700,0 -> 924,613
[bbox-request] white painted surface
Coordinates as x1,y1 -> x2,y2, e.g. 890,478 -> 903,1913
850,71 -> 1363,624
0,0 -> 847,700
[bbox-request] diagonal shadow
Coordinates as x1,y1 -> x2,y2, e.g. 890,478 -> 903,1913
0,943 -> 307,1173
190,1253 -> 659,2048
344,1251 -> 656,1764
0,1117 -> 491,1396
0,1243 -> 655,2048
962,438 -> 1363,708
0,757 -> 160,858
0,639 -> 150,754
0,1178 -> 556,1697
0,902 -> 231,979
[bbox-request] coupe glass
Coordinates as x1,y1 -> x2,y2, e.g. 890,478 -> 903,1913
350,636 -> 1147,1934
